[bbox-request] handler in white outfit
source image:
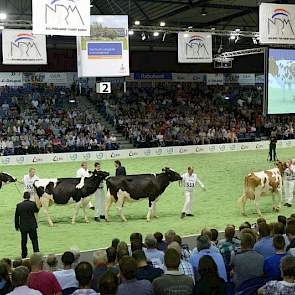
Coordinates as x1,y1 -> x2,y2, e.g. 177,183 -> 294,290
23,168 -> 39,202
181,166 -> 205,218
94,162 -> 105,222
76,162 -> 94,209
284,160 -> 295,207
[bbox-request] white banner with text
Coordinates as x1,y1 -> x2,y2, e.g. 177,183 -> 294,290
32,0 -> 90,36
2,29 -> 47,65
1,140 -> 295,166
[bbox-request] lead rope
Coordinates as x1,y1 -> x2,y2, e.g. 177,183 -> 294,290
14,181 -> 23,197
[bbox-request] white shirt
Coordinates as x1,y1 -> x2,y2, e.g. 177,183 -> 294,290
54,269 -> 79,290
76,168 -> 90,178
284,164 -> 295,181
181,172 -> 204,192
7,285 -> 42,295
23,174 -> 39,194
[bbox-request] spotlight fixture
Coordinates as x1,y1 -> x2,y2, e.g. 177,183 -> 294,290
0,13 -> 7,20
187,26 -> 193,29
201,7 -> 207,16
128,30 -> 134,35
153,31 -> 159,37
230,34 -> 236,40
134,20 -> 140,25
160,21 -> 166,27
141,32 -> 146,40
162,32 -> 166,41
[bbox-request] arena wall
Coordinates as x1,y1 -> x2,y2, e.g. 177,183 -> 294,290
0,140 -> 294,166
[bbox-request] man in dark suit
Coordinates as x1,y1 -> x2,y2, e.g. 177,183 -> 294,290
15,192 -> 40,258
115,160 -> 127,176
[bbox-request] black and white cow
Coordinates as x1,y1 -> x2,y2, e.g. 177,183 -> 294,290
105,167 -> 182,222
0,172 -> 17,189
269,59 -> 295,100
33,170 -> 109,226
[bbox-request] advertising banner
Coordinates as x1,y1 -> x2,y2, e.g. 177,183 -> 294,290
2,29 -> 47,65
0,72 -> 23,86
259,3 -> 295,44
77,15 -> 129,77
178,32 -> 212,63
32,0 -> 90,36
206,73 -> 224,85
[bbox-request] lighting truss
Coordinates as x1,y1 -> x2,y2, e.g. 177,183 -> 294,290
216,47 -> 266,58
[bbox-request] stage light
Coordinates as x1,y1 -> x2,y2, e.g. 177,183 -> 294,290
141,32 -> 146,40
230,34 -> 236,40
160,21 -> 166,27
128,30 -> 134,35
134,20 -> 140,25
153,31 -> 159,37
0,13 -> 7,20
201,8 -> 207,16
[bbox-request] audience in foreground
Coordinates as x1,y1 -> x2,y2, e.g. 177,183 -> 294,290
2,215 -> 295,294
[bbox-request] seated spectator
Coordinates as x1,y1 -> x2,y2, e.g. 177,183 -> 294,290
154,232 -> 167,252
286,223 -> 295,255
46,254 -> 59,272
54,251 -> 78,291
210,228 -> 219,246
192,229 -> 219,255
258,256 -> 295,295
263,234 -> 287,279
152,248 -> 194,295
231,232 -> 264,289
70,247 -> 80,268
218,225 -> 238,280
116,242 -> 129,262
194,255 -> 226,295
190,235 -> 227,282
12,259 -> 22,269
168,242 -> 194,282
254,223 -> 275,259
72,262 -> 97,295
173,235 -> 190,262
132,250 -> 163,282
21,259 -> 31,272
106,247 -> 119,274
0,260 -> 11,276
144,234 -> 164,269
117,256 -> 153,295
111,239 -> 120,251
164,230 -> 176,247
28,253 -> 62,295
91,250 -> 108,292
129,233 -> 144,254
99,271 -> 119,295
0,262 -> 13,295
7,266 -> 42,295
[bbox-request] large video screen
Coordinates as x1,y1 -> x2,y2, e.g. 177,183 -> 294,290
268,48 -> 295,114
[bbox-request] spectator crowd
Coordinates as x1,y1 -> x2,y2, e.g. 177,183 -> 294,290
101,83 -> 295,148
0,85 -> 118,156
1,215 -> 295,294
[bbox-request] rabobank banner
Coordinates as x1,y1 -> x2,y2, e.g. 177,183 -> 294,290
259,3 -> 295,44
206,73 -> 224,85
2,29 -> 47,65
32,0 -> 90,36
0,73 -> 23,86
77,15 -> 130,77
178,32 -> 212,63
1,140 -> 295,166
133,73 -> 172,80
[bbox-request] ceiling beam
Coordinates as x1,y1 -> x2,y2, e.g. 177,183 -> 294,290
151,0 -> 209,21
133,0 -> 150,20
93,0 -> 105,14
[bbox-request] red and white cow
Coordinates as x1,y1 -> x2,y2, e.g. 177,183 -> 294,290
238,161 -> 287,216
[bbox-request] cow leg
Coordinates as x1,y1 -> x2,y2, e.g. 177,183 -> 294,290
147,199 -> 155,222
72,201 -> 81,224
40,196 -> 53,227
116,192 -> 127,222
237,195 -> 247,216
152,201 -> 159,218
105,190 -> 113,222
254,192 -> 262,217
82,197 -> 91,224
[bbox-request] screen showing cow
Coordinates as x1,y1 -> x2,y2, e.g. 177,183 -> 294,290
268,48 -> 295,114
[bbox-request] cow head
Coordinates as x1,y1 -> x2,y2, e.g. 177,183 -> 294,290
90,170 -> 110,180
162,167 -> 182,182
276,160 -> 288,175
0,172 -> 17,183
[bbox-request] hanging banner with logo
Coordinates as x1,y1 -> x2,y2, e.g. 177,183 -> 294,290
0,73 -> 23,86
259,3 -> 295,44
77,15 -> 129,77
32,0 -> 90,36
2,29 -> 47,65
178,32 -> 212,63
206,74 -> 224,85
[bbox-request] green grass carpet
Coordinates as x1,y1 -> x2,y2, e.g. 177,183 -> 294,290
1,148 -> 295,258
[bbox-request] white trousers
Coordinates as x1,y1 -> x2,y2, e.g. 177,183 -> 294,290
95,189 -> 105,217
284,180 -> 295,204
182,191 -> 194,214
